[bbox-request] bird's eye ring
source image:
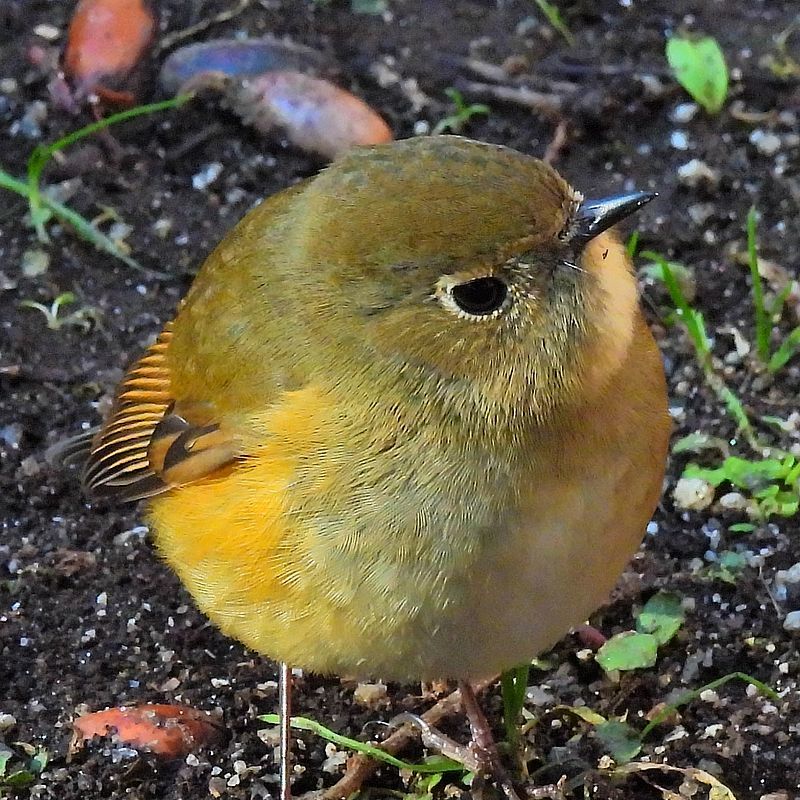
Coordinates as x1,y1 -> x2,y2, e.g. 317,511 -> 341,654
449,276 -> 509,317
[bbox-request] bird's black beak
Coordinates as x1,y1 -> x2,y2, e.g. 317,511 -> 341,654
572,191 -> 656,250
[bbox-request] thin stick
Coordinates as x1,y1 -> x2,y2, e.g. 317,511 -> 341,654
158,0 -> 254,52
542,118 -> 569,165
459,81 -> 564,118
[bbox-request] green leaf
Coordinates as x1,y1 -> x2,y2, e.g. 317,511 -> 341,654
533,0 -> 574,46
684,456 -> 793,490
594,720 -> 642,763
351,0 -> 387,13
29,749 -> 48,775
729,522 -> 756,533
671,432 -> 728,456
4,770 -> 35,788
708,550 -> 749,584
769,326 -> 800,372
500,663 -> 529,748
596,631 -> 659,672
635,592 -> 684,646
666,35 -> 729,114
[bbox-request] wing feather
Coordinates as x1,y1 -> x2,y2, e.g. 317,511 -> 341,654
82,322 -> 240,503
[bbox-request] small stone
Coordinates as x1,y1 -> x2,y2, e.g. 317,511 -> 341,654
677,159 -> 719,188
699,689 -> 719,704
639,74 -> 667,98
19,456 -> 40,477
1,423 -> 23,449
670,130 -> 690,150
687,203 -> 715,225
0,78 -> 18,94
413,119 -> 430,136
0,713 -> 17,731
192,162 -> 223,191
719,492 -> 748,511
750,129 -> 781,156
21,248 -> 49,277
670,102 -> 699,123
321,744 -> 348,774
673,477 -> 715,511
782,610 -> 800,631
257,727 -> 280,747
775,563 -> 800,586
12,100 -> 47,139
33,23 -> 61,40
353,681 -> 388,707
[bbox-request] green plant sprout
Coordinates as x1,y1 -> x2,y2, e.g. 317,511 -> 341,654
666,34 -> 728,113
764,21 -> 800,78
685,455 -> 800,523
596,591 -> 684,673
641,249 -> 757,447
19,291 -> 102,332
0,95 -> 191,274
553,671 -> 778,764
0,744 -> 48,794
432,88 -> 490,135
500,663 -> 530,753
532,0 -> 574,46
638,242 -> 800,526
745,207 -> 800,371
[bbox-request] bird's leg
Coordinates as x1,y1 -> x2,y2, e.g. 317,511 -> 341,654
389,683 -> 521,800
279,662 -> 293,800
389,712 -> 482,772
459,681 -> 521,800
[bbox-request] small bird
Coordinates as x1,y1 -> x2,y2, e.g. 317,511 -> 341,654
78,136 -> 669,798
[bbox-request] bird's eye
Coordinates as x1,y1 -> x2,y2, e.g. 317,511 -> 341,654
451,276 -> 508,317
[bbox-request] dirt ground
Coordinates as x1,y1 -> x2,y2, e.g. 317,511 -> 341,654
1,1 -> 799,799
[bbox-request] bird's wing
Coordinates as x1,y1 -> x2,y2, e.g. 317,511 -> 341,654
82,322 -> 240,503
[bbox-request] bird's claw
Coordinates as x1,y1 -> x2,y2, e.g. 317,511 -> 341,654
388,712 -> 483,773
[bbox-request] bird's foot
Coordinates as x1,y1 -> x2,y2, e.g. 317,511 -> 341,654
390,682 -> 523,800
388,712 -> 483,773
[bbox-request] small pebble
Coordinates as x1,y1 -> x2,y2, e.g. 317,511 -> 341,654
687,202 -> 715,225
0,713 -> 17,731
719,492 -> 748,511
353,681 -> 388,707
670,102 -> 699,123
677,158 -> 719,188
670,130 -> 690,150
775,563 -> 800,586
192,162 -> 224,191
33,23 -> 60,40
782,610 -> 800,631
750,129 -> 781,156
673,477 -> 715,510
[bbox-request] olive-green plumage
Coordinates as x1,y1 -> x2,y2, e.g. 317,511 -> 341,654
84,136 -> 670,681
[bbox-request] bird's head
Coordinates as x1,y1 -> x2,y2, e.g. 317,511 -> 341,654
288,136 -> 654,425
